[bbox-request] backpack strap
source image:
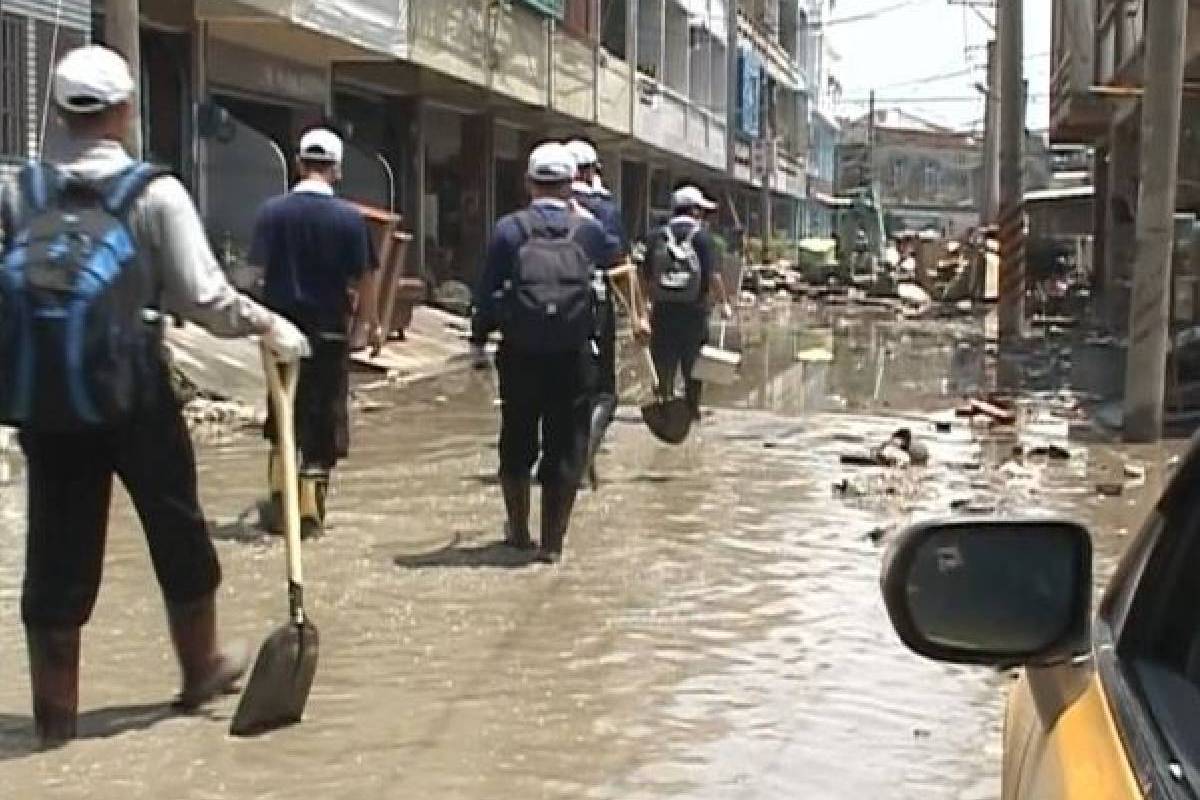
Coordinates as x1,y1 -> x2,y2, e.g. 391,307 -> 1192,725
18,161 -> 60,215
103,162 -> 168,219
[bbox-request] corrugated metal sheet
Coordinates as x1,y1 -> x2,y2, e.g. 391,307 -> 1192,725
0,0 -> 92,32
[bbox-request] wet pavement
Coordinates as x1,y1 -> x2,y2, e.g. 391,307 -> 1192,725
0,303 -> 1180,798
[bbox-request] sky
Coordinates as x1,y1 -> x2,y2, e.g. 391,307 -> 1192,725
825,0 -> 1052,133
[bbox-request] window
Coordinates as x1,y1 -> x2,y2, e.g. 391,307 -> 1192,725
600,0 -> 626,59
923,163 -> 939,198
1104,450 -> 1200,794
0,12 -> 26,160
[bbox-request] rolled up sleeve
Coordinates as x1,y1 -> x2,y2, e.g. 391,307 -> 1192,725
143,177 -> 275,337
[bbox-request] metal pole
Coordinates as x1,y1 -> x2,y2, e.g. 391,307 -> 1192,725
760,79 -> 772,252
867,88 -> 875,184
1123,0 -> 1189,442
997,0 -> 1025,343
104,0 -> 143,158
979,39 -> 1000,224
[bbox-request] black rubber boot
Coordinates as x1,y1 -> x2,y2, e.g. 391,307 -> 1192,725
26,626 -> 80,749
537,482 -> 578,565
500,476 -> 535,550
166,595 -> 249,711
299,469 -> 330,541
586,395 -> 617,491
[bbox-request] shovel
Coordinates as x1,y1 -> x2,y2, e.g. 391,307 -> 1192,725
639,347 -> 693,445
230,346 -> 319,737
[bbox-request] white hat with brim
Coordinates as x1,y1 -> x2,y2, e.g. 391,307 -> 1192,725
565,140 -> 599,169
527,142 -> 576,184
672,185 -> 718,212
54,46 -> 135,114
298,129 -> 345,164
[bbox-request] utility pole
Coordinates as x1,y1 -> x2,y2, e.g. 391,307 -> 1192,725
760,79 -> 773,253
866,88 -> 876,185
997,0 -> 1025,343
104,0 -> 143,158
1123,0 -> 1189,442
979,39 -> 1000,224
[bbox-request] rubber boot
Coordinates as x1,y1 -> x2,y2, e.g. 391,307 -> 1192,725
586,395 -> 617,491
166,595 -> 250,711
26,626 -> 80,748
537,482 -> 578,565
500,476 -> 535,550
299,469 -> 329,541
261,448 -> 285,534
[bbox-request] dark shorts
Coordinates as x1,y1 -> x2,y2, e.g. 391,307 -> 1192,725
264,331 -> 351,471
497,345 -> 595,487
650,305 -> 708,414
20,389 -> 220,628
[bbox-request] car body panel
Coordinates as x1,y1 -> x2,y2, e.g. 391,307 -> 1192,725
1003,669 -> 1145,800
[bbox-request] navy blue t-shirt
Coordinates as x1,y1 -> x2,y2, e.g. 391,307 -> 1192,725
249,189 -> 375,330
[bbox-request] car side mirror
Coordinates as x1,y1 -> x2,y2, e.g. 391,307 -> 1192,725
881,520 -> 1092,667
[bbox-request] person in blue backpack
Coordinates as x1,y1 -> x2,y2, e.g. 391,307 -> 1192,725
470,142 -> 614,564
640,185 -> 734,421
0,46 -> 309,748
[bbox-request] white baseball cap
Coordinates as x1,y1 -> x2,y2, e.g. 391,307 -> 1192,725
672,185 -> 717,212
565,140 -> 599,169
527,142 -> 576,184
54,46 -> 136,114
298,128 -> 345,164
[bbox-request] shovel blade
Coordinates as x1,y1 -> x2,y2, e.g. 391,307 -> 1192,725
230,620 -> 319,737
641,399 -> 693,445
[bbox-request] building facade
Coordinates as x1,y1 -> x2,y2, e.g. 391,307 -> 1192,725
1,0 -> 831,283
837,109 -> 1051,238
1050,0 -> 1200,319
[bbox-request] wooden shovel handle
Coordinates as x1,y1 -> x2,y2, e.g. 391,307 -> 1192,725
261,345 -> 305,599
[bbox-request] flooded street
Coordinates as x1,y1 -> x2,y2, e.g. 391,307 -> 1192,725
0,307 -> 1175,799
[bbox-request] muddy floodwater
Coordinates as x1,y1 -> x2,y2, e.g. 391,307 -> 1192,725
0,305 -> 1175,799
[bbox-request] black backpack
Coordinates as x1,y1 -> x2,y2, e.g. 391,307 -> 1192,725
502,209 -> 595,353
650,223 -> 703,305
0,161 -> 166,431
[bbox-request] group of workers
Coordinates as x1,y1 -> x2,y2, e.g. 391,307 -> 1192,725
0,44 -> 733,748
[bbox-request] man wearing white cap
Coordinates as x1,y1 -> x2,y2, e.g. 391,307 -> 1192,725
0,45 -> 309,747
248,127 -> 379,541
565,139 -> 628,489
471,142 -> 615,564
640,185 -> 733,421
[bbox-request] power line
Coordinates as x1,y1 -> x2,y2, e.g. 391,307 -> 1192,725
873,52 -> 1049,89
841,93 -> 1048,103
819,0 -> 929,27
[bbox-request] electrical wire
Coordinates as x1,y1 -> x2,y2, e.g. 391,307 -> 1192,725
37,0 -> 65,159
820,0 -> 930,28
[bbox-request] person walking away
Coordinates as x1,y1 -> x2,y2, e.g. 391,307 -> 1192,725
640,186 -> 733,421
470,142 -> 614,564
249,129 -> 379,540
0,45 -> 309,748
565,139 -> 631,488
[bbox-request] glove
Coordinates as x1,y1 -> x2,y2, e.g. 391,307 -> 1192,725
720,302 -> 734,321
469,342 -> 490,370
262,315 -> 311,363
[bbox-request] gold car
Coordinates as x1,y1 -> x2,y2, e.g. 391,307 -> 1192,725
881,453 -> 1200,800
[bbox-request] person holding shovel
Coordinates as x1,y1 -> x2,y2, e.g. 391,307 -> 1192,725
640,185 -> 733,421
0,45 -> 309,747
565,139 -> 640,488
249,128 -> 379,540
470,142 -> 614,564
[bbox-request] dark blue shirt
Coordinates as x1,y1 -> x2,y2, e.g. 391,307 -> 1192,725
471,200 -> 615,345
574,190 -> 626,267
249,188 -> 375,330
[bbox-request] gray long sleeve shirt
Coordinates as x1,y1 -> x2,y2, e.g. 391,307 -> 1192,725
0,136 -> 274,338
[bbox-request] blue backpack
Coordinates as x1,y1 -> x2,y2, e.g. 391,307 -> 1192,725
0,161 -> 166,431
